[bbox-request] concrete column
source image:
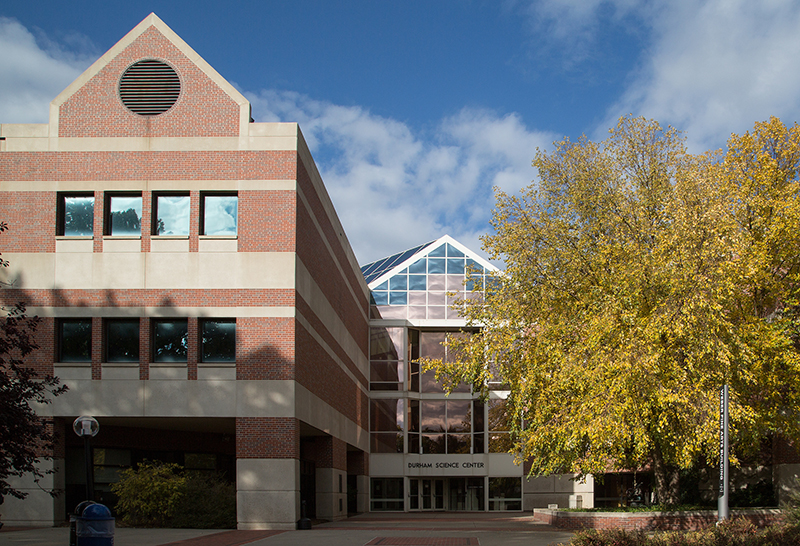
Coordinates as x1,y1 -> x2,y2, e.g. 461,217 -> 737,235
312,436 -> 347,521
347,449 -> 370,514
235,417 -> 299,529
236,458 -> 300,529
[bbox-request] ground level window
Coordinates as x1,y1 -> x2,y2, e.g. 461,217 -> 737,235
488,477 -> 522,510
370,478 -> 404,511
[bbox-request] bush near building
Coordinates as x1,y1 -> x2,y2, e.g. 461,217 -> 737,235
111,461 -> 235,528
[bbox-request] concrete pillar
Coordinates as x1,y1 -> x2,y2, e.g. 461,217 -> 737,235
312,436 -> 347,521
235,417 -> 300,529
347,449 -> 370,514
0,418 -> 66,526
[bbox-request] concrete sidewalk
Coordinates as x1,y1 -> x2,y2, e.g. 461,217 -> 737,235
0,512 -> 576,546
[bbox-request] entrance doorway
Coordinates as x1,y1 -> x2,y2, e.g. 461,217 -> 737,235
409,477 -> 484,511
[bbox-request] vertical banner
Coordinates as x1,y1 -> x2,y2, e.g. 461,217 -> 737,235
718,384 -> 729,521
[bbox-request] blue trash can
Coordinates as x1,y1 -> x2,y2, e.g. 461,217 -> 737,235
75,503 -> 115,546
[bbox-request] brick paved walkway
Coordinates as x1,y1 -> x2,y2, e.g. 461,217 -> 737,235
160,530 -> 285,546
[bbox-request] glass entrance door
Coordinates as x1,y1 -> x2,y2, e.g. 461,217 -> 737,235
409,478 -> 445,510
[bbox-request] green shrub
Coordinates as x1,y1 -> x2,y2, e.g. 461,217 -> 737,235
111,461 -> 236,528
169,472 -> 236,529
730,479 -> 776,508
783,484 -> 800,528
111,461 -> 186,527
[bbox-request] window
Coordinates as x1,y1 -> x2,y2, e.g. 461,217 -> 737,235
370,478 -> 404,511
489,477 -> 522,511
57,194 -> 94,236
370,327 -> 404,390
201,193 -> 237,236
408,399 -> 483,454
200,319 -> 235,362
410,330 -> 471,393
488,399 -> 515,453
104,319 -> 139,362
153,193 -> 190,236
105,194 -> 142,236
58,319 -> 92,362
152,319 -> 188,362
370,399 -> 404,453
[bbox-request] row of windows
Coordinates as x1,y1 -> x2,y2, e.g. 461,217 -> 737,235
370,398 -> 515,454
57,192 -> 238,237
371,328 -> 488,392
57,318 -> 235,363
371,477 -> 522,511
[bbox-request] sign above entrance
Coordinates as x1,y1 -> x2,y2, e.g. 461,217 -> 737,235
408,461 -> 484,469
404,455 -> 489,476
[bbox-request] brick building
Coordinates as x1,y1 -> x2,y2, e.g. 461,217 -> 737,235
0,14 -> 369,529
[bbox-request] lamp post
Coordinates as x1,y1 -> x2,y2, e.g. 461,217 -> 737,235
73,416 -> 99,502
718,385 -> 729,522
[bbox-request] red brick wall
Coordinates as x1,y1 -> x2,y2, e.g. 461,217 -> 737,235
296,296 -> 366,387
236,317 -> 295,380
302,436 -> 347,471
139,317 -> 150,380
0,191 -> 55,252
58,26 -> 240,138
0,288 -> 295,308
294,320 -> 368,428
236,417 -> 298,459
532,509 -> 783,531
295,159 -> 368,350
773,435 -> 800,464
347,450 -> 369,476
238,190 -> 296,253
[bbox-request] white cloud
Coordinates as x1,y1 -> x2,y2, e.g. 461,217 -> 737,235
247,90 -> 554,264
0,17 -> 94,123
526,0 -> 800,151
603,0 -> 800,151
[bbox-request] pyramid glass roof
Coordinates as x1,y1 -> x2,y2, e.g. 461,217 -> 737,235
361,235 -> 497,322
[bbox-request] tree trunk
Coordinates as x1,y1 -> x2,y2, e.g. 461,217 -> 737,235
652,446 -> 680,505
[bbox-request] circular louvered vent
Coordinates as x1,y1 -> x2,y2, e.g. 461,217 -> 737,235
119,60 -> 180,116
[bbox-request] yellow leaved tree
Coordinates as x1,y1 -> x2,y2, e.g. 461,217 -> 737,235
432,116 -> 800,504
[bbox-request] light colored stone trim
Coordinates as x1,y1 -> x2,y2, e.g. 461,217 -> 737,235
0,179 -> 297,192
295,383 -> 369,452
52,377 -> 297,418
2,251 -> 297,290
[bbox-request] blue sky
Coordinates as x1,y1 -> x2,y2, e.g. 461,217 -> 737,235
3,1 -> 800,264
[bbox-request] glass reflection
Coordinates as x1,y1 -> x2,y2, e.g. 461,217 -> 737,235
201,320 -> 235,362
106,319 -> 139,362
153,320 -> 188,362
155,194 -> 190,235
63,196 -> 94,236
203,194 -> 237,236
109,195 -> 142,236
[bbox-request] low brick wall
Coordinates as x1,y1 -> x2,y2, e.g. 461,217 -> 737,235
532,508 -> 783,531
